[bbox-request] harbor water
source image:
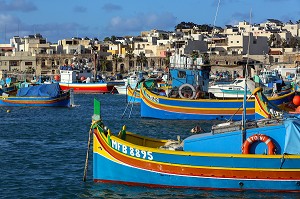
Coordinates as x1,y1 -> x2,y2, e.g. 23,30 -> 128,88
0,94 -> 298,198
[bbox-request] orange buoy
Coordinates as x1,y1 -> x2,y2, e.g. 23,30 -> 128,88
242,134 -> 276,155
293,95 -> 300,106
54,75 -> 60,81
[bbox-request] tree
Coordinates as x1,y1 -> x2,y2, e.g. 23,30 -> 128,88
275,37 -> 282,48
111,35 -> 117,42
99,56 -> 108,72
24,66 -> 35,74
165,51 -> 172,66
112,54 -> 123,74
136,52 -> 147,71
280,39 -> 288,48
103,37 -> 111,42
190,51 -> 199,60
125,50 -> 135,71
268,34 -> 276,47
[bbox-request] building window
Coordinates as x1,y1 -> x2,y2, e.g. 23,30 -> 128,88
178,71 -> 186,78
25,62 -> 32,66
10,61 -> 18,66
253,40 -> 257,44
237,41 -> 239,43
231,41 -> 233,43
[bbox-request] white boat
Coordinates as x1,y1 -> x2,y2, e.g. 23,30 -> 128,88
208,78 -> 254,99
114,71 -> 145,95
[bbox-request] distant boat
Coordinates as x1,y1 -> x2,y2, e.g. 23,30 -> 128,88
91,88 -> 300,192
208,77 -> 292,99
58,67 -> 118,94
115,73 -> 141,95
0,83 -> 72,107
140,67 -> 294,120
125,78 -> 168,104
208,78 -> 252,98
126,85 -> 141,103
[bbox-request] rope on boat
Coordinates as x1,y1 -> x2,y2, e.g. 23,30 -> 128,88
83,126 -> 93,182
226,93 -> 253,122
122,85 -> 139,118
128,99 -> 134,118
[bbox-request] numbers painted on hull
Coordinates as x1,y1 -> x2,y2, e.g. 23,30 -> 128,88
111,140 -> 153,160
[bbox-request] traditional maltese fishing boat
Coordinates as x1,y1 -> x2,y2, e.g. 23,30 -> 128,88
89,87 -> 300,192
140,66 -> 294,120
0,83 -> 72,107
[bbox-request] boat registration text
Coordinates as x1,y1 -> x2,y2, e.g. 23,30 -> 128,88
111,140 -> 153,160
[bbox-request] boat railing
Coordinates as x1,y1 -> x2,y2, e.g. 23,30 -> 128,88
211,120 -> 258,134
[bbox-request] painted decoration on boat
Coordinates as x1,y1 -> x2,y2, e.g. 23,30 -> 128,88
90,91 -> 300,192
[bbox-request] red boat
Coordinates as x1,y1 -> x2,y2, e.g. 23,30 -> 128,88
58,69 -> 119,93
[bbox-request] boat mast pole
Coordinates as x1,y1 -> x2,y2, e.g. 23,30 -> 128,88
242,9 -> 252,143
94,52 -> 97,82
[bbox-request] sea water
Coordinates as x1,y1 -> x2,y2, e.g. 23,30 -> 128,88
0,94 -> 297,198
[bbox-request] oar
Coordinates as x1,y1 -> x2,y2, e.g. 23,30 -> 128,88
83,128 -> 93,182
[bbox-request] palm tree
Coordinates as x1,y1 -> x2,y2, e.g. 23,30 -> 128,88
136,52 -> 147,71
112,54 -> 123,74
190,51 -> 199,60
125,50 -> 135,72
99,56 -> 108,72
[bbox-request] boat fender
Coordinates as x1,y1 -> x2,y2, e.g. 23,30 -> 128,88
242,134 -> 276,155
178,84 -> 196,99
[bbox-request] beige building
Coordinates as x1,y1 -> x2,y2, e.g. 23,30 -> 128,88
0,51 -> 38,75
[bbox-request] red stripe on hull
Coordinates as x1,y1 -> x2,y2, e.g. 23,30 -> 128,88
141,91 -> 255,115
2,96 -> 69,105
59,84 -> 114,93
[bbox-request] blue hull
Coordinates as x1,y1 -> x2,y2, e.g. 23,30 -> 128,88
0,93 -> 71,107
92,88 -> 300,192
140,85 -> 295,120
93,152 -> 300,191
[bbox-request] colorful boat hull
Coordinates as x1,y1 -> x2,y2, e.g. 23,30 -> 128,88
92,121 -> 300,192
126,85 -> 141,103
0,91 -> 71,107
140,83 -> 295,120
59,82 -> 115,93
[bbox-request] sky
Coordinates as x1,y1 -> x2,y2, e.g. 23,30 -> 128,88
0,0 -> 299,43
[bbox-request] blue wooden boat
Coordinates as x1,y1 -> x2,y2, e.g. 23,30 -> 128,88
126,78 -> 168,104
0,83 -> 72,107
91,88 -> 300,192
140,67 -> 294,120
126,85 -> 141,103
